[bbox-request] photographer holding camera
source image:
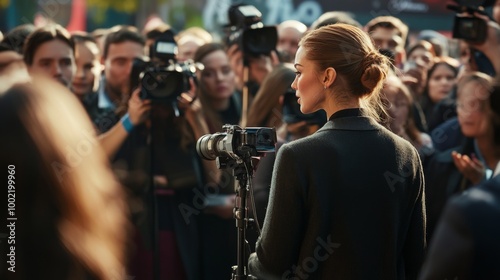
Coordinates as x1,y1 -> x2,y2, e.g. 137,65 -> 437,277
247,24 -> 425,279
81,26 -> 215,279
224,4 -> 280,127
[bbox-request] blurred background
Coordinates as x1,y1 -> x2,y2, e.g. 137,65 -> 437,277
0,0 -> 458,36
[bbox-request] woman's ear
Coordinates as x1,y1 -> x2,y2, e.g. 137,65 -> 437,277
323,67 -> 336,88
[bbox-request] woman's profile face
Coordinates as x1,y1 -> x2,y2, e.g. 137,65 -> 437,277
457,81 -> 491,138
291,46 -> 325,114
427,64 -> 456,104
199,49 -> 235,101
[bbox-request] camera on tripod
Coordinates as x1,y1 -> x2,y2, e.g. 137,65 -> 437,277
130,29 -> 202,102
225,4 -> 278,56
196,125 -> 277,165
447,0 -> 495,43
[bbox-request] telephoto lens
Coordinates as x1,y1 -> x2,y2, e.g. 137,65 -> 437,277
196,132 -> 227,160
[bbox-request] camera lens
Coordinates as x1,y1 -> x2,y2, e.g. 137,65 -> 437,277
196,133 -> 226,160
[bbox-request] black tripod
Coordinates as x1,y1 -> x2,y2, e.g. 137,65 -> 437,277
223,154 -> 257,280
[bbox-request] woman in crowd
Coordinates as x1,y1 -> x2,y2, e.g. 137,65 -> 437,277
420,80 -> 500,280
424,72 -> 494,240
71,32 -> 102,101
193,42 -> 241,280
246,63 -> 296,128
383,75 -> 433,155
419,57 -> 459,131
248,23 -> 425,280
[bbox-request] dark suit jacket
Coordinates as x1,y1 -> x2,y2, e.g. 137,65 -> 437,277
419,175 -> 500,280
248,114 -> 426,280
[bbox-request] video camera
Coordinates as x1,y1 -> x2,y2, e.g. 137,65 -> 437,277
225,4 -> 278,56
196,125 -> 277,166
130,30 -> 202,104
283,88 -> 327,126
447,0 -> 495,43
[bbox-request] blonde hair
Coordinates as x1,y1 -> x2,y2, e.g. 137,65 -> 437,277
0,76 -> 128,280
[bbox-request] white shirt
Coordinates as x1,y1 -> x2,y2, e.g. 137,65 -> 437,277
494,162 -> 500,178
97,76 -> 116,110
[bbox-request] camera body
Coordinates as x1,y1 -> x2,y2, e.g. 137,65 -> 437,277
283,88 -> 327,126
225,4 -> 278,56
130,30 -> 200,101
196,125 -> 277,164
448,0 -> 494,43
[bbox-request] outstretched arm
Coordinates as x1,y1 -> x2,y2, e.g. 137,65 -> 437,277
98,89 -> 151,158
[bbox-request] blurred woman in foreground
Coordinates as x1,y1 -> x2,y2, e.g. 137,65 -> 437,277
0,76 -> 128,280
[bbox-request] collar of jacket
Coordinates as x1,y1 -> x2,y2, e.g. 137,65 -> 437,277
317,116 -> 382,132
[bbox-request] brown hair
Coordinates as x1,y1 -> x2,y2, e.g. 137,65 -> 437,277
0,77 -> 128,280
422,57 -> 460,103
194,42 -> 237,132
247,63 -> 296,127
383,75 -> 423,146
102,25 -> 145,59
23,24 -> 74,66
407,40 -> 437,60
457,71 -> 492,98
365,16 -> 409,46
299,23 -> 390,124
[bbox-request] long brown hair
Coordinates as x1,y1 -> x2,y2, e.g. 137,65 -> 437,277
246,63 -> 296,127
0,77 -> 128,280
194,42 -> 238,132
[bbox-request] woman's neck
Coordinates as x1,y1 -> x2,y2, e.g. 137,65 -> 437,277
210,97 -> 230,111
324,97 -> 360,119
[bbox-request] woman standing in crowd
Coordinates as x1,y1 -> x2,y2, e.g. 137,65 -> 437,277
71,32 -> 102,101
419,57 -> 459,131
424,72 -> 495,241
383,75 -> 433,155
248,24 -> 425,279
193,42 -> 240,280
419,83 -> 500,280
246,63 -> 296,128
418,11 -> 500,279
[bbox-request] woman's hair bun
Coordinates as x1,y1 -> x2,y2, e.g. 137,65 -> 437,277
360,52 -> 388,95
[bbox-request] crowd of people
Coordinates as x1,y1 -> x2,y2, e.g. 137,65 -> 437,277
1,2 -> 500,280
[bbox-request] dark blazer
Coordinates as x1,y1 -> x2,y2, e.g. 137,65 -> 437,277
248,113 -> 426,280
419,175 -> 500,280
